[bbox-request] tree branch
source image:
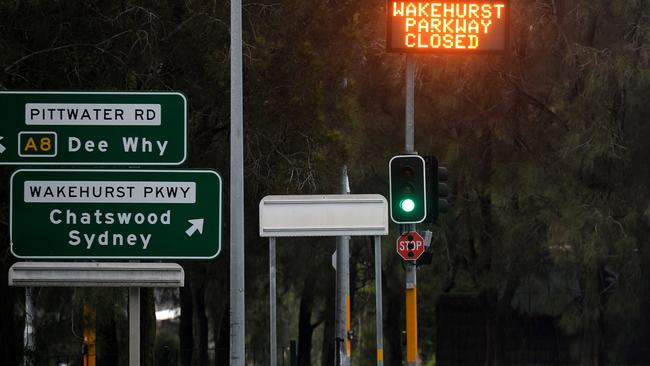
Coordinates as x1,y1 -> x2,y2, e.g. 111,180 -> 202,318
500,72 -> 570,131
4,31 -> 132,73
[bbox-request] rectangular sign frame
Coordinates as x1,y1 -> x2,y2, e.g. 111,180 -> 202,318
8,262 -> 185,287
259,194 -> 388,237
10,169 -> 222,260
386,0 -> 510,54
0,91 -> 187,165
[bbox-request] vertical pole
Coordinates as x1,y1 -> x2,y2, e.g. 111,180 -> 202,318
374,236 -> 384,366
405,260 -> 417,366
230,0 -> 246,362
23,287 -> 35,366
335,166 -> 351,365
270,237 -> 277,366
129,287 -> 140,366
405,53 -> 418,365
405,54 -> 415,154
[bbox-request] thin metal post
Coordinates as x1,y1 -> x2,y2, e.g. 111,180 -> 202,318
270,237 -> 277,366
23,287 -> 35,366
405,260 -> 417,366
230,0 -> 246,362
335,240 -> 351,366
129,287 -> 140,366
405,54 -> 415,154
374,236 -> 384,366
336,166 -> 351,365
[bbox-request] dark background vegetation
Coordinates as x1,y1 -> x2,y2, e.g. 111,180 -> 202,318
0,0 -> 648,365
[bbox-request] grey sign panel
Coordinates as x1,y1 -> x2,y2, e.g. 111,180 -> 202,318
8,262 -> 184,287
259,194 -> 388,237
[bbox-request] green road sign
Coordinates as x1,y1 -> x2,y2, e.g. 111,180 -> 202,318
0,91 -> 186,165
10,169 -> 222,259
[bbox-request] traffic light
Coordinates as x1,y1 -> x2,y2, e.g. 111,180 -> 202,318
424,156 -> 449,222
389,155 -> 426,224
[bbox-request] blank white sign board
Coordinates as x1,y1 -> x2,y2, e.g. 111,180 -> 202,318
259,194 -> 388,237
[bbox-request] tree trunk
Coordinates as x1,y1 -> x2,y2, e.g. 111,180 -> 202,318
180,284 -> 194,366
580,267 -> 606,366
140,288 -> 157,366
297,273 -> 316,366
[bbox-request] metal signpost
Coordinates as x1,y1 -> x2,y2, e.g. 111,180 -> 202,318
0,91 -> 187,165
336,167 -> 352,366
10,169 -> 222,259
230,0 -> 246,363
259,194 -> 388,366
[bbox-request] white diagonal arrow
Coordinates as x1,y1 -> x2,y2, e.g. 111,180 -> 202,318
185,218 -> 204,237
0,136 -> 5,154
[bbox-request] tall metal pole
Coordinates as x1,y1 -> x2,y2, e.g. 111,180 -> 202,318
374,236 -> 385,366
405,54 -> 415,154
270,237 -> 277,366
405,258 -> 418,366
129,287 -> 140,366
230,0 -> 246,363
404,54 -> 418,366
335,166 -> 351,366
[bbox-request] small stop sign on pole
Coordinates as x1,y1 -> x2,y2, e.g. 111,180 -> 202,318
396,231 -> 425,261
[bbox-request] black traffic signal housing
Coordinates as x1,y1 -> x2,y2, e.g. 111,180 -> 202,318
424,156 -> 449,223
389,155 -> 427,224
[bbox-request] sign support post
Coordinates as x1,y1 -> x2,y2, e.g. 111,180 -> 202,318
269,237 -> 277,366
129,287 -> 140,366
335,166 -> 352,366
374,235 -> 385,366
24,287 -> 35,366
405,55 -> 415,154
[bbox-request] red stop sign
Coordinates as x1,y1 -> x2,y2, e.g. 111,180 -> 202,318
396,231 -> 425,261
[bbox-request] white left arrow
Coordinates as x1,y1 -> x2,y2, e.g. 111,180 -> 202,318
0,136 -> 5,154
185,218 -> 204,237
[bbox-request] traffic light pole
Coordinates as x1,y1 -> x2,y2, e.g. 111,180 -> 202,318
404,53 -> 418,366
405,55 -> 415,154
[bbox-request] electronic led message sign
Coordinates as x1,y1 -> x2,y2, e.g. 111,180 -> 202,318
387,1 -> 509,53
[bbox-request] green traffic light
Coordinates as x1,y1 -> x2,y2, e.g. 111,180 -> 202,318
400,198 -> 416,212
